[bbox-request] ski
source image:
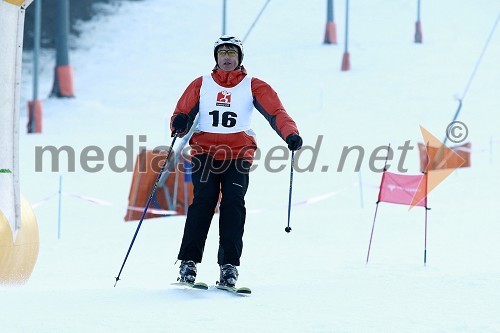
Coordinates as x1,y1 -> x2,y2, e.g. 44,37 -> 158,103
171,281 -> 209,290
215,284 -> 252,295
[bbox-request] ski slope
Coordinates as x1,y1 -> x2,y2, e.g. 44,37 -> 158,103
2,0 -> 500,332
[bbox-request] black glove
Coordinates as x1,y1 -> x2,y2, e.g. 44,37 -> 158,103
285,134 -> 303,151
171,113 -> 189,136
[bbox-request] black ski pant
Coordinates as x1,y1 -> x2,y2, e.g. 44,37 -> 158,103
177,154 -> 250,266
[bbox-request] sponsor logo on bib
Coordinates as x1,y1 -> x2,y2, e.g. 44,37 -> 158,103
216,90 -> 232,107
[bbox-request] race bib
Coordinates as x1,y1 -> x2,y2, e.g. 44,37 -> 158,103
198,75 -> 254,133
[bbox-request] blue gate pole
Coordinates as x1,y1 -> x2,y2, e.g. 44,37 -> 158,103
222,0 -> 227,35
51,0 -> 75,97
341,0 -> 350,70
324,0 -> 337,44
58,175 -> 62,239
414,0 -> 423,43
28,0 -> 43,133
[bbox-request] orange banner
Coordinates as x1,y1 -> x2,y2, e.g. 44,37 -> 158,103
124,149 -> 193,221
418,142 -> 471,172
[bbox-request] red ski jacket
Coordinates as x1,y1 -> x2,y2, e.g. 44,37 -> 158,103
170,66 -> 299,163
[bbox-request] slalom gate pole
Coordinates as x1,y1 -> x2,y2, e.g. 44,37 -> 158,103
443,13 -> 499,145
58,175 -> 62,240
285,150 -> 295,233
424,205 -> 428,265
366,144 -> 391,263
243,0 -> 271,42
423,171 -> 429,266
366,202 -> 380,264
114,133 -> 179,287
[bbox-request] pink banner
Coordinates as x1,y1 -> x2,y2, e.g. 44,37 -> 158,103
378,172 -> 427,207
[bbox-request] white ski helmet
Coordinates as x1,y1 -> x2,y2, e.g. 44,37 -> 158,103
214,35 -> 244,65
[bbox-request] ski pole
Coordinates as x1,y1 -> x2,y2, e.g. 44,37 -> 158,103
285,150 -> 295,233
114,133 -> 179,287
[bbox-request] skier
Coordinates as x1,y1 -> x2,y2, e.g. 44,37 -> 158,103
170,35 -> 302,288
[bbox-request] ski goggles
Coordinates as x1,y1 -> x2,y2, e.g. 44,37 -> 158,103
217,49 -> 238,57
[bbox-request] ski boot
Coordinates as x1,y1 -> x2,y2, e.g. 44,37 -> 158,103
177,260 -> 197,284
217,263 -> 239,287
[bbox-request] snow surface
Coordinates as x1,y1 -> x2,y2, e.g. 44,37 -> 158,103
2,0 -> 500,332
